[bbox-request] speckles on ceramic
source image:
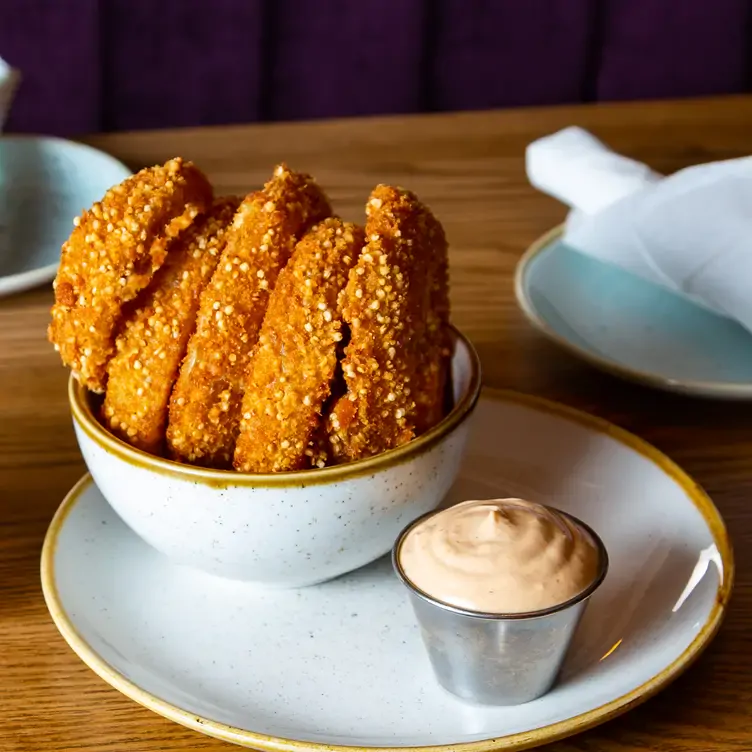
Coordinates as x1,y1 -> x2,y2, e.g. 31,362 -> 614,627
71,333 -> 480,587
42,393 -> 732,751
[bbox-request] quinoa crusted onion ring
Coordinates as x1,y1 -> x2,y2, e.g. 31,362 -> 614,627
102,197 -> 241,454
234,218 -> 364,473
166,164 -> 332,468
48,158 -> 213,392
326,186 -> 450,463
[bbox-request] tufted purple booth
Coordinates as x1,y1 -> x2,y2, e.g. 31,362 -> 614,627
1,0 -> 748,136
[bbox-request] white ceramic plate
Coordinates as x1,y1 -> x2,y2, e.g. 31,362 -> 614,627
515,226 -> 752,399
0,136 -> 132,297
42,391 -> 733,751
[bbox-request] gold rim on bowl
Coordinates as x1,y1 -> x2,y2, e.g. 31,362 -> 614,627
69,324 -> 483,487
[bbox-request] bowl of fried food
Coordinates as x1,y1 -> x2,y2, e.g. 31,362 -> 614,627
52,159 -> 482,588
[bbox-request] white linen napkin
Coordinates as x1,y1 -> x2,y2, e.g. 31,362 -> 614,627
526,126 -> 752,331
0,57 -> 19,132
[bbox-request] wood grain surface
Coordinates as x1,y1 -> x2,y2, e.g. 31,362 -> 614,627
2,96 -> 752,751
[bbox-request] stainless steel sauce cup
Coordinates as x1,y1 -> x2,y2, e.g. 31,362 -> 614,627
392,506 -> 609,706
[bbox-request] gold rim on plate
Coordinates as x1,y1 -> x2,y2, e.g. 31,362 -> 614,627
514,225 -> 752,399
41,389 -> 734,752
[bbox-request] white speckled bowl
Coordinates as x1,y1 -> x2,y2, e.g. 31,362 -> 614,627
69,328 -> 481,588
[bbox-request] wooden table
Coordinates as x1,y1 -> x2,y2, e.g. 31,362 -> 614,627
3,96 -> 752,751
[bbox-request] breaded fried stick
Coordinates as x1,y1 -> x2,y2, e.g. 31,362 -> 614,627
234,218 -> 363,473
413,201 -> 451,433
102,197 -> 241,454
49,158 -> 213,392
326,185 -> 450,462
167,165 -> 332,467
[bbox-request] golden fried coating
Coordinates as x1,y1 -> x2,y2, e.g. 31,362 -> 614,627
304,422 -> 333,470
101,197 -> 241,454
234,218 -> 363,473
326,185 -> 450,462
48,158 -> 213,392
413,201 -> 451,433
166,165 -> 332,467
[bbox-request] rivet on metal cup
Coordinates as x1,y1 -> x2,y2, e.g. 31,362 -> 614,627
392,502 -> 609,706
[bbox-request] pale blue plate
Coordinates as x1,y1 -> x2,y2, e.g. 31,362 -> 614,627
515,226 -> 752,399
0,136 -> 132,297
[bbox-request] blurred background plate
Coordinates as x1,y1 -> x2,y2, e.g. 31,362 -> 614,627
515,227 -> 752,400
0,136 -> 131,297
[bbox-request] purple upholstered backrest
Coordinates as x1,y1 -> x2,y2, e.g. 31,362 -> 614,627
1,0 -> 747,136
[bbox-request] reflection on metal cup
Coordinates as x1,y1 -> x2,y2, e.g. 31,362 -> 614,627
393,507 -> 608,706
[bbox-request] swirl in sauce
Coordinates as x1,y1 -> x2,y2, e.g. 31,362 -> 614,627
398,498 -> 600,614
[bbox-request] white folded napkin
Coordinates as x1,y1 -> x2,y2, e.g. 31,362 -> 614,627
526,126 -> 752,331
0,57 -> 19,132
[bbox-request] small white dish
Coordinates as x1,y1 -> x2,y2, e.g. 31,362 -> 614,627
0,136 -> 131,297
42,391 -> 733,751
69,328 -> 481,588
515,226 -> 752,399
